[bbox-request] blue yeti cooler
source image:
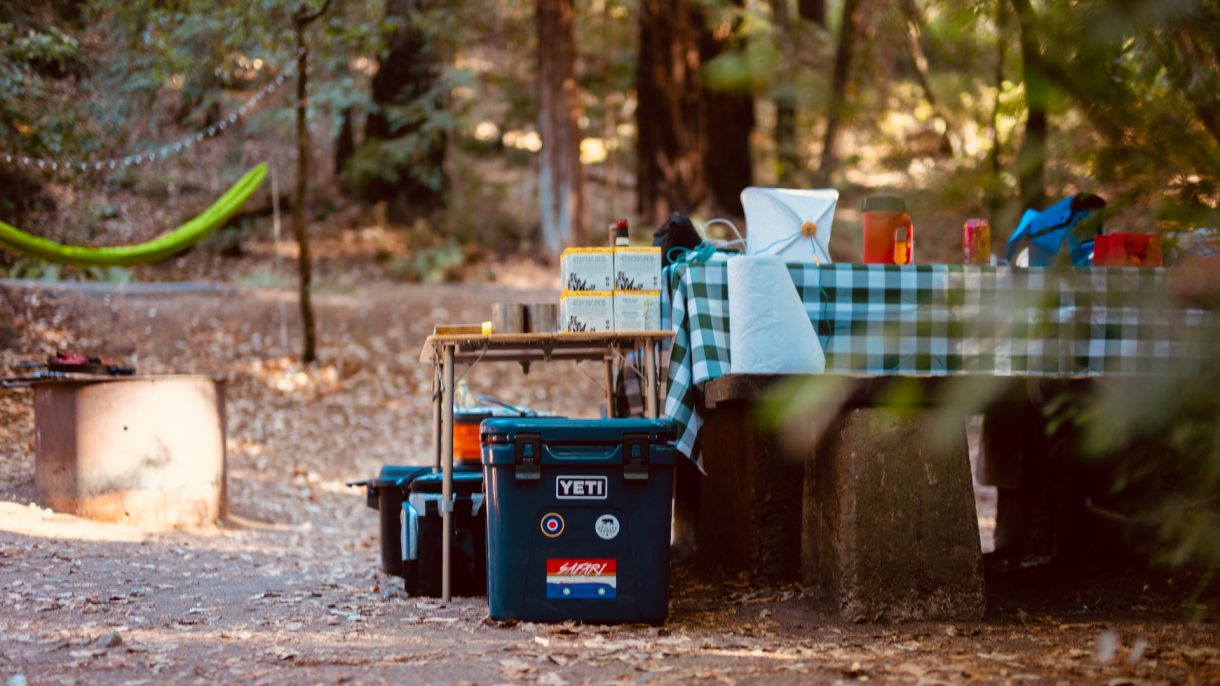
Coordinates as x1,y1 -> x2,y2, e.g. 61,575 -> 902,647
481,418 -> 677,624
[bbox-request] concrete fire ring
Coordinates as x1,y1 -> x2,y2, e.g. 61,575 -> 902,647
33,375 -> 226,528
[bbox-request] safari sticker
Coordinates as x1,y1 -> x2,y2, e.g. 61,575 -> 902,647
546,559 -> 617,599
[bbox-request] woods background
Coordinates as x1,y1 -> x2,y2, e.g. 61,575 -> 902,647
2,0 -> 1219,278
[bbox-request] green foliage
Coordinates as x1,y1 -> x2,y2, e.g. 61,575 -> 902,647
1017,0 -> 1220,228
386,221 -> 465,283
0,8 -> 91,160
344,68 -> 474,194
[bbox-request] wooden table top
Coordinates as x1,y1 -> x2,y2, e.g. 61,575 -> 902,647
418,331 -> 672,363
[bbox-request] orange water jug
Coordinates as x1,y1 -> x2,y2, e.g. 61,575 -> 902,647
862,196 -> 914,265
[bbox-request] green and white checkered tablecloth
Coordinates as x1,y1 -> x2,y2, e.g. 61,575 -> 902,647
663,260 -> 1212,460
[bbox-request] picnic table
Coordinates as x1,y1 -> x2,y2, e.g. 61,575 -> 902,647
664,259 -> 1212,620
418,331 -> 672,602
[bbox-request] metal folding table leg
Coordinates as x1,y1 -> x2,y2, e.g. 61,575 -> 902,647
432,364 -> 442,469
643,340 -> 659,418
440,343 -> 455,603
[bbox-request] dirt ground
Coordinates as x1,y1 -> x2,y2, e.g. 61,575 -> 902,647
1,278 -> 1218,685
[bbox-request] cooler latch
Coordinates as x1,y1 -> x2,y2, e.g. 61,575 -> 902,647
514,433 -> 542,480
623,433 -> 649,480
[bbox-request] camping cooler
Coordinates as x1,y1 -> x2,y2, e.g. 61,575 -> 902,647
349,462 -> 483,578
349,465 -> 434,576
481,417 -> 677,624
402,470 -> 487,597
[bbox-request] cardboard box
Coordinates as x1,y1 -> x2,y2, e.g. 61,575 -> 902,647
614,291 -> 662,332
614,246 -> 662,291
561,248 -> 614,292
561,290 -> 614,333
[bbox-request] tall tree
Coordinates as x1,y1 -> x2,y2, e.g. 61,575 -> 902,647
700,5 -> 754,216
351,0 -> 447,223
637,0 -> 753,223
898,0 -> 953,155
637,0 -> 709,226
815,0 -> 861,185
772,0 -> 800,185
1012,0 -> 1047,211
537,0 -> 586,253
986,0 -> 1009,227
798,0 -> 825,24
772,0 -> 825,186
291,0 -> 333,364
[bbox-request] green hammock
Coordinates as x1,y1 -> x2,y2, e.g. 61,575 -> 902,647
0,163 -> 268,267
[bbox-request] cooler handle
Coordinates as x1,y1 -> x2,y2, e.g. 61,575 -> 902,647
623,433 -> 649,480
514,432 -> 542,480
542,444 -> 619,461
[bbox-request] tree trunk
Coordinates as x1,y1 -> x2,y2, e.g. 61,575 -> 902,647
700,6 -> 754,216
360,0 -> 446,223
637,0 -> 710,226
1012,0 -> 1047,211
798,0 -> 825,24
291,1 -> 332,364
986,0 -> 1008,226
773,0 -> 799,185
815,0 -> 860,185
536,0 -> 587,254
334,107 -> 356,180
899,0 -> 953,155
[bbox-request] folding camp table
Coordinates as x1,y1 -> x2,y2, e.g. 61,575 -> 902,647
418,331 -> 673,602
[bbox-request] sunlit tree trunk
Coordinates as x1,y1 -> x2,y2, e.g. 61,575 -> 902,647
815,0 -> 860,185
537,0 -> 587,253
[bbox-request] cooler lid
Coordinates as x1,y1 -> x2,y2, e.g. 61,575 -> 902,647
374,465 -> 433,487
480,417 -> 676,467
411,470 -> 485,495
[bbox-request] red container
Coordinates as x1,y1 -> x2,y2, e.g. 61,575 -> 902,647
862,196 -> 914,265
1093,233 -> 1163,267
455,410 -> 493,465
963,219 -> 991,265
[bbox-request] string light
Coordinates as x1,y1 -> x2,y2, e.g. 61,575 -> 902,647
1,65 -> 295,174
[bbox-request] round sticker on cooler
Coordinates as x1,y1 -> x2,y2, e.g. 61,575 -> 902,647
594,514 -> 620,541
540,512 -> 565,538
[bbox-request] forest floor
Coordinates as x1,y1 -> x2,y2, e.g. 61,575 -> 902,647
1,269 -> 1219,685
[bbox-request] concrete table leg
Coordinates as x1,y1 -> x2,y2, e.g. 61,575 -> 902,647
802,408 -> 985,622
696,401 -> 804,578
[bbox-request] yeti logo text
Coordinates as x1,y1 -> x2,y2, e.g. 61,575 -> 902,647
556,476 -> 608,500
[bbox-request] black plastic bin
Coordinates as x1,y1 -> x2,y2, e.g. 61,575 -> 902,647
402,471 -> 487,597
349,465 -> 434,577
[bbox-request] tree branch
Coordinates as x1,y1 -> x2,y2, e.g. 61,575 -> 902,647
294,0 -> 335,27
